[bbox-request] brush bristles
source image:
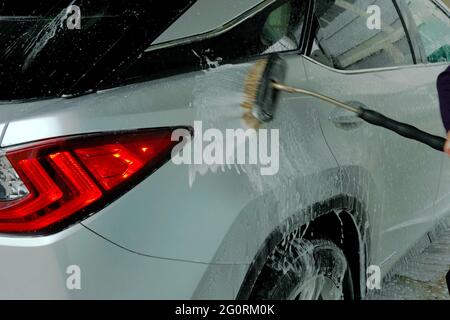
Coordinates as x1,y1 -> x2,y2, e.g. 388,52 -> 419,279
242,111 -> 262,129
241,58 -> 268,128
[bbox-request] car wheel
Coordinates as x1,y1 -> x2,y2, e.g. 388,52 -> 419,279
249,239 -> 354,300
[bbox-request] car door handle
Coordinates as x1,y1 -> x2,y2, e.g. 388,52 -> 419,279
329,100 -> 446,151
329,101 -> 365,130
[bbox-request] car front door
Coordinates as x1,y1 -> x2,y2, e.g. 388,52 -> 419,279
302,0 -> 445,273
402,0 -> 450,225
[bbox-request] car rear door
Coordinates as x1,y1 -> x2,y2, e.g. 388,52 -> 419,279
302,0 -> 445,273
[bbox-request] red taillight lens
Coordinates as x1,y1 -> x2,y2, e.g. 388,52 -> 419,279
0,128 -> 186,235
74,141 -> 165,191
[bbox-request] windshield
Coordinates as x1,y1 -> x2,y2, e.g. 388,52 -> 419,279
0,0 -> 195,101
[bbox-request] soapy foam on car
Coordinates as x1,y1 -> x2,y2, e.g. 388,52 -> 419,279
21,2 -> 76,70
190,62 -> 328,205
189,63 -> 250,186
190,61 -> 370,296
190,61 -> 370,222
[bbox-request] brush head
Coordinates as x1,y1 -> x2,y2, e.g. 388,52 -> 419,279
241,54 -> 287,128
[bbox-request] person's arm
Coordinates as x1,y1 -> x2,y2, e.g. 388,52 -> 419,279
437,67 -> 450,155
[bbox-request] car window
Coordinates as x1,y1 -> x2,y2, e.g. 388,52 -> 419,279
405,0 -> 450,63
309,0 -> 414,70
0,0 -> 196,101
216,0 -> 305,56
152,0 -> 266,45
261,1 -> 303,53
112,0 -> 306,89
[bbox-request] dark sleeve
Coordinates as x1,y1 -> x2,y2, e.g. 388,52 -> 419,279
438,67 -> 450,133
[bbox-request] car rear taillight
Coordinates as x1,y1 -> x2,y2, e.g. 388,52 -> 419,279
0,128 -> 186,235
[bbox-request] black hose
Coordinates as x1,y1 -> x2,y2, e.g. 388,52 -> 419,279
358,108 -> 446,152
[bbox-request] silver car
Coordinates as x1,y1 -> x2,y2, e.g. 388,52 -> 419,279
0,0 -> 449,299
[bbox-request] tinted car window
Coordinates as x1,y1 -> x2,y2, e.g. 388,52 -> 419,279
0,0 -> 196,100
0,0 -> 305,101
310,0 -> 414,70
112,0 -> 306,88
405,0 -> 450,63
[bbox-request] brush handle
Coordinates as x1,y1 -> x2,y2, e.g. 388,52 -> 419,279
358,108 -> 446,152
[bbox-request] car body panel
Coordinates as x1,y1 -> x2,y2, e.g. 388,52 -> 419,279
0,223 -> 224,299
0,74 -> 196,147
304,56 -> 448,273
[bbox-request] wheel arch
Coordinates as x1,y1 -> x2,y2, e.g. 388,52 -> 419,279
236,194 -> 369,300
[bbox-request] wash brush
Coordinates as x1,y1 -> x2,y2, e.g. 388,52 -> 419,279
241,54 -> 446,152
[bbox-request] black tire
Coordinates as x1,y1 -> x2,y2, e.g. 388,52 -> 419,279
250,239 -> 354,300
